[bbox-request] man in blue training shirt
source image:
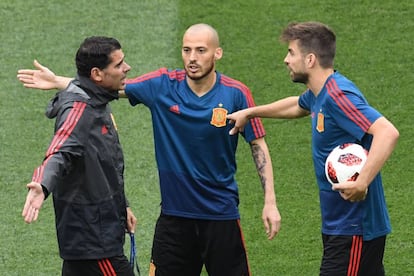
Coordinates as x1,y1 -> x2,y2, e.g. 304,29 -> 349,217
17,23 -> 281,276
227,21 -> 399,276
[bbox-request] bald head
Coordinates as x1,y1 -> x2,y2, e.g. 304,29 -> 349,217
183,23 -> 220,48
181,23 -> 223,87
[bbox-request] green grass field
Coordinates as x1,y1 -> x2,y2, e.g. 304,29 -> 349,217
1,0 -> 413,275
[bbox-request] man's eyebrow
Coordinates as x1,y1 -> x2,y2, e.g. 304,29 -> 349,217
115,58 -> 124,67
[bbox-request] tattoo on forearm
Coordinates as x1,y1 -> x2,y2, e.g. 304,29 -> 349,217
251,144 -> 267,191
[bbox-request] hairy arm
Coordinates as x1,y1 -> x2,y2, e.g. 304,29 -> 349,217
249,96 -> 308,119
250,137 -> 281,240
227,96 -> 309,135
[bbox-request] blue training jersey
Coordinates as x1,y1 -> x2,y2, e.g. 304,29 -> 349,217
125,68 -> 265,220
298,71 -> 391,241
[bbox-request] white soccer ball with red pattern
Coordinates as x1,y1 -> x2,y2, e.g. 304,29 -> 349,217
325,143 -> 368,185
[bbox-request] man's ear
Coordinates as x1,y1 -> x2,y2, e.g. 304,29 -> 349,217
214,47 -> 223,60
90,67 -> 103,82
306,53 -> 317,68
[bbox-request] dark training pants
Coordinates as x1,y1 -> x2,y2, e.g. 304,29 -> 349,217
150,214 -> 250,276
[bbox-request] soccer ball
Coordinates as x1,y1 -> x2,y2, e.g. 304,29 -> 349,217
325,143 -> 368,185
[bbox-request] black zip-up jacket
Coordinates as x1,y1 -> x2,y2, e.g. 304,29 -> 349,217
32,76 -> 128,260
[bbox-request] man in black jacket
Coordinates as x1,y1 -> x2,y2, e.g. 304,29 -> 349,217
21,36 -> 137,276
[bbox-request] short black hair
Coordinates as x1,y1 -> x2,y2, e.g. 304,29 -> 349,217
75,36 -> 122,77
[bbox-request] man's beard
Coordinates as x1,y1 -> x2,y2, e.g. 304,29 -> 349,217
186,62 -> 215,81
291,71 -> 309,84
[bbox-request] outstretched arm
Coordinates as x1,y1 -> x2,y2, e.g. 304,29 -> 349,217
17,60 -> 72,90
227,96 -> 308,135
17,60 -> 129,97
250,137 -> 281,240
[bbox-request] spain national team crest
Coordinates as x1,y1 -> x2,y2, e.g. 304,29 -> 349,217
316,111 -> 324,132
210,103 -> 228,127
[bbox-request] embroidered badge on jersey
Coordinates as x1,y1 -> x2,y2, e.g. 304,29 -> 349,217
210,103 -> 228,127
316,110 -> 324,132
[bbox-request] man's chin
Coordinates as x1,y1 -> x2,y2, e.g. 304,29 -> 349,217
187,73 -> 203,81
118,82 -> 127,90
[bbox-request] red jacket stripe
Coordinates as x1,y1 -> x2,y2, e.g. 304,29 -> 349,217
47,101 -> 86,156
32,102 -> 87,183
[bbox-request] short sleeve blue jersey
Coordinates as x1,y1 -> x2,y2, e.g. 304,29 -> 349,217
298,71 -> 391,240
124,68 -> 265,220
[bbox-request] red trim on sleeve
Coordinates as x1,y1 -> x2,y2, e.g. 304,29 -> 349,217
220,75 -> 265,138
126,68 -> 186,84
327,79 -> 371,132
32,102 -> 87,183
